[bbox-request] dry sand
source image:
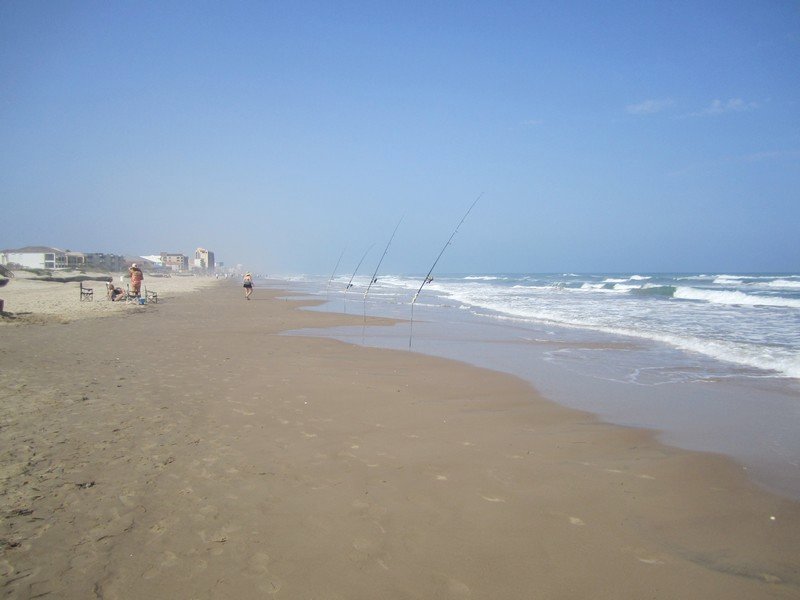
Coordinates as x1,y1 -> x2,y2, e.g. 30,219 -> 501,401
0,271 -> 219,323
1,281 -> 798,599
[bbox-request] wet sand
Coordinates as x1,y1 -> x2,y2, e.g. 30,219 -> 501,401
1,282 -> 798,598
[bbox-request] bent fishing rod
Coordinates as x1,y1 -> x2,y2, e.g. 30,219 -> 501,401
361,215 -> 404,342
344,243 -> 374,313
409,192 -> 483,348
363,215 -> 404,306
326,246 -> 347,300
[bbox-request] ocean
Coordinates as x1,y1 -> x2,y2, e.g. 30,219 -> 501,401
275,272 -> 800,499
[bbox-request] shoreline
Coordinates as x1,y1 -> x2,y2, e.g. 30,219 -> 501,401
281,278 -> 800,502
1,282 -> 798,598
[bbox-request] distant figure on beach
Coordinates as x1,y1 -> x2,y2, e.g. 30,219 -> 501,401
243,272 -> 253,300
106,281 -> 125,302
129,264 -> 144,297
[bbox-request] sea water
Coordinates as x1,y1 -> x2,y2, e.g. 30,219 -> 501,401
276,273 -> 800,499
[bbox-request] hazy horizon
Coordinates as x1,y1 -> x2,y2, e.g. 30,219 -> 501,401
2,2 -> 798,275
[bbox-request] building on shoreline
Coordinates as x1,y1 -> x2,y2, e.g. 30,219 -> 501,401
160,252 -> 189,271
1,246 -> 126,272
1,246 -> 68,270
193,248 -> 215,273
2,246 -> 218,275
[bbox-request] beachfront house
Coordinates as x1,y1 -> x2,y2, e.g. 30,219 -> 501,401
1,247 -> 128,272
1,246 -> 68,270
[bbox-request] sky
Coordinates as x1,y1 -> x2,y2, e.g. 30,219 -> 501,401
1,1 -> 798,275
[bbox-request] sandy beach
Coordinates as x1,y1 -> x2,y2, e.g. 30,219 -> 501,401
0,272 -> 219,323
1,280 -> 799,599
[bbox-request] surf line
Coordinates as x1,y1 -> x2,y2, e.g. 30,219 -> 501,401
344,244 -> 374,313
326,246 -> 347,300
409,192 -> 483,348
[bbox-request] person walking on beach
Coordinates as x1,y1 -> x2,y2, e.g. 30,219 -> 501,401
129,264 -> 144,297
243,272 -> 253,300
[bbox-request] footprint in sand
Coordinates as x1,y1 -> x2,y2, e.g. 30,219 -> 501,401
352,537 -> 376,551
233,408 -> 256,416
569,517 -> 585,526
142,551 -> 179,579
118,492 -> 137,507
247,552 -> 272,575
259,579 -> 283,595
148,519 -> 170,536
447,578 -> 471,597
480,495 -> 506,503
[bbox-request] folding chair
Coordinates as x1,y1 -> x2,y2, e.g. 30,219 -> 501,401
79,282 -> 94,301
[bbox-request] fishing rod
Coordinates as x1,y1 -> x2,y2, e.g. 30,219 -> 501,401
361,215 -> 404,342
326,246 -> 347,300
409,192 -> 483,348
363,215 -> 404,304
344,243 -> 374,312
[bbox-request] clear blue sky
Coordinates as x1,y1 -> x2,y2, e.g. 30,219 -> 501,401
1,1 -> 798,274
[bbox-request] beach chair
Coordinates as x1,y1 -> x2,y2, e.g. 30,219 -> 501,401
125,285 -> 148,304
79,282 -> 94,301
124,285 -> 137,302
145,287 -> 158,304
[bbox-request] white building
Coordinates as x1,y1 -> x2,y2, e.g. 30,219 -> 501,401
193,247 -> 215,272
141,254 -> 164,267
1,246 -> 68,270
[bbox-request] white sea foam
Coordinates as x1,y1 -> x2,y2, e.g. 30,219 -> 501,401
766,279 -> 800,289
302,272 -> 800,380
451,296 -> 800,379
674,287 -> 800,309
614,283 -> 644,291
618,329 -> 800,380
713,275 -> 744,285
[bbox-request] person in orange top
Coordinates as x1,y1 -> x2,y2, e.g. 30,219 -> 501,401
129,264 -> 144,296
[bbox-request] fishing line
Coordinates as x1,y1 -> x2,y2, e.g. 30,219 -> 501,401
327,246 -> 347,301
363,215 -> 404,327
409,192 -> 483,348
344,244 -> 374,313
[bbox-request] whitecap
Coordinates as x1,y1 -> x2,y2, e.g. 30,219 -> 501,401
674,287 -> 800,309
